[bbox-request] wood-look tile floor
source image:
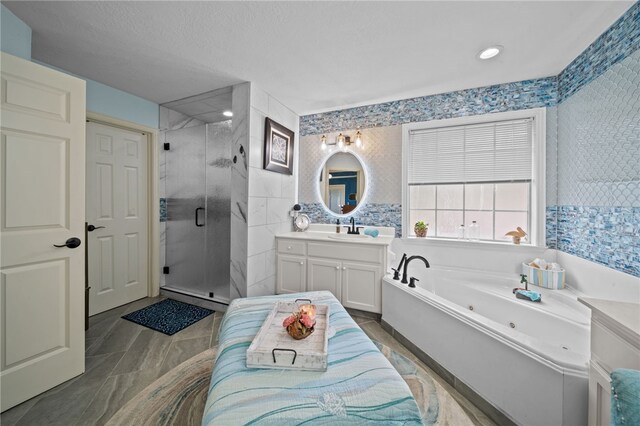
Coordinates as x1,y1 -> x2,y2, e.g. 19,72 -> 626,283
1,297 -> 494,426
1,297 -> 223,426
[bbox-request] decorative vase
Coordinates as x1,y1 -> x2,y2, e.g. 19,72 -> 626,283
283,304 -> 317,340
414,226 -> 427,237
286,323 -> 315,340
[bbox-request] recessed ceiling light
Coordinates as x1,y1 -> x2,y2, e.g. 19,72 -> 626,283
223,110 -> 233,117
478,45 -> 503,60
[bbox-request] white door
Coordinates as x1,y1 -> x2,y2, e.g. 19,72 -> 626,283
276,255 -> 306,294
86,122 -> 148,315
307,258 -> 341,299
328,185 -> 345,213
0,52 -> 86,411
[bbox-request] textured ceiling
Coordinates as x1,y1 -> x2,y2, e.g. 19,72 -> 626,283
4,1 -> 633,114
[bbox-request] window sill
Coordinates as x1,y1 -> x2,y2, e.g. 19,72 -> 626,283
401,236 -> 549,252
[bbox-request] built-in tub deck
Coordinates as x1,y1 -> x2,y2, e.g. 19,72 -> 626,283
383,268 -> 591,425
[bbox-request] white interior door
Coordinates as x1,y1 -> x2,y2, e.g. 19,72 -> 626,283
86,121 -> 148,315
329,185 -> 345,213
0,52 -> 86,411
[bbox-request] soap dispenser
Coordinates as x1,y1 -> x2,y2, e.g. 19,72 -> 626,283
335,219 -> 341,233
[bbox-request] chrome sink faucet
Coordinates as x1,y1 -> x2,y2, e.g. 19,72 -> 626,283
402,255 -> 430,284
344,217 -> 364,235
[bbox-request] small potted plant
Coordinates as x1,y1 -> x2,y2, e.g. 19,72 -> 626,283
414,221 -> 428,238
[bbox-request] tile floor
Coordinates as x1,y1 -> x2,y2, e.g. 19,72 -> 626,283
1,297 -> 494,426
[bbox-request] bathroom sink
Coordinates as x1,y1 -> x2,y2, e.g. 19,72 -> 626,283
327,234 -> 372,240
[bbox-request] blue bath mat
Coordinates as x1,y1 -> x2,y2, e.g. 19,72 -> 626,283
122,299 -> 214,336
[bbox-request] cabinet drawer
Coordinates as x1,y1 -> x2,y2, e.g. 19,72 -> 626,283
592,320 -> 640,373
307,242 -> 382,264
277,239 -> 306,256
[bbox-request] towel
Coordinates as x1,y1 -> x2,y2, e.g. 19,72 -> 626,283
364,228 -> 379,238
611,369 -> 640,426
515,290 -> 541,302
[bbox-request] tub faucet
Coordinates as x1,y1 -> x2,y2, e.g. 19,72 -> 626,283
402,255 -> 430,284
392,254 -> 407,280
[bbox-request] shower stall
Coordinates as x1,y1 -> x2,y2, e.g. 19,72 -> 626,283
162,121 -> 232,305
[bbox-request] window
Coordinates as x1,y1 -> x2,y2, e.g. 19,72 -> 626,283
402,109 -> 545,245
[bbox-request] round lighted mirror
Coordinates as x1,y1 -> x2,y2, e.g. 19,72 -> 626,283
318,152 -> 367,216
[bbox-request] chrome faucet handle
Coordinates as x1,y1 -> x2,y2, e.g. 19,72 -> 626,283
409,277 -> 419,288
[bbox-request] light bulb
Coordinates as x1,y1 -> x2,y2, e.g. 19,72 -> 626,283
337,133 -> 345,148
355,131 -> 362,147
223,110 -> 233,117
320,135 -> 327,150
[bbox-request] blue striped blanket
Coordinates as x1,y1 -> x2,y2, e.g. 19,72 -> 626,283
202,291 -> 423,425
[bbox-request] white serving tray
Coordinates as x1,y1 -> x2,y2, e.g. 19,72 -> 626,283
246,299 -> 330,371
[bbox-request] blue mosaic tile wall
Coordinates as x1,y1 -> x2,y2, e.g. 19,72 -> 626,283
558,2 -> 640,102
300,77 -> 557,136
555,206 -> 639,277
545,206 -> 558,249
160,197 -> 167,222
297,4 -> 639,279
300,202 -> 402,238
299,3 -> 639,137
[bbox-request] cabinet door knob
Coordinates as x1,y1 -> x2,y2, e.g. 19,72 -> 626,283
299,261 -> 304,265
343,267 -> 347,270
287,246 -> 292,250
335,266 -> 340,270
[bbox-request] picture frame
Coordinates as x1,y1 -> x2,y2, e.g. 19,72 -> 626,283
263,117 -> 294,175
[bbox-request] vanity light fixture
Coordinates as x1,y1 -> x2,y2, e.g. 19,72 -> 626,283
354,130 -> 362,147
477,45 -> 503,60
319,130 -> 364,151
223,110 -> 233,117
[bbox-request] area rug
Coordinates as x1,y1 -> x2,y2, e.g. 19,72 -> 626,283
106,341 -> 474,426
121,298 -> 213,335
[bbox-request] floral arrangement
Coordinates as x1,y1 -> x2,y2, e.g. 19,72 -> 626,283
282,304 -> 317,340
414,221 -> 428,237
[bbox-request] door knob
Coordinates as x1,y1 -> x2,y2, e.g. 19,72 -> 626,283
54,237 -> 82,249
87,224 -> 105,232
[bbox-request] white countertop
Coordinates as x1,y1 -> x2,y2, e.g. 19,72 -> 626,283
276,224 -> 395,246
579,297 -> 640,341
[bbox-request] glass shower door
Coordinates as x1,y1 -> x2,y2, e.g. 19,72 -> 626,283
205,121 -> 231,302
164,121 -> 232,303
165,125 -> 206,294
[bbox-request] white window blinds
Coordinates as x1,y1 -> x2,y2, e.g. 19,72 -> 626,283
408,118 -> 533,184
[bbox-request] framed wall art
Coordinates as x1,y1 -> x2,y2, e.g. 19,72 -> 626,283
263,117 -> 294,175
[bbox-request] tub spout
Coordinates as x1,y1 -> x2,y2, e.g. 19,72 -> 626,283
402,255 -> 430,284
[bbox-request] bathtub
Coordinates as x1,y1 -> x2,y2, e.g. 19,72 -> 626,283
382,268 -> 590,426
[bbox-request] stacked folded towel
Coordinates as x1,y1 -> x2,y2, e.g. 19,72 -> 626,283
611,368 -> 640,426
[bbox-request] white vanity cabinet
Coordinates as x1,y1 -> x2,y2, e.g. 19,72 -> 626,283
579,298 -> 640,426
276,235 -> 391,314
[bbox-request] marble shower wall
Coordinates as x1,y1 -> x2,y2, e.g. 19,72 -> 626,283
246,84 -> 299,297
230,83 -> 251,299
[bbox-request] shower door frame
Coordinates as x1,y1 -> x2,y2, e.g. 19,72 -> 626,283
86,112 -> 160,301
